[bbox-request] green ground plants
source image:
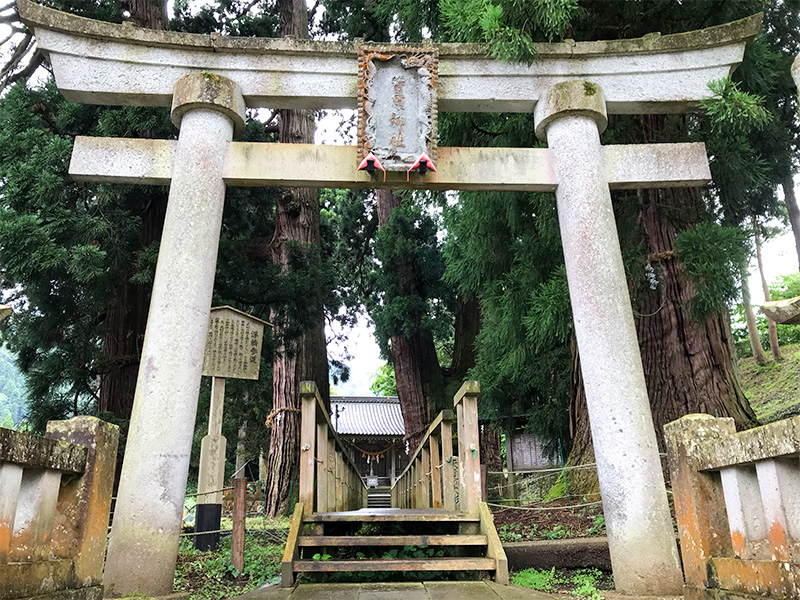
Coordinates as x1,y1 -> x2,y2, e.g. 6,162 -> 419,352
512,567 -> 611,600
175,534 -> 283,600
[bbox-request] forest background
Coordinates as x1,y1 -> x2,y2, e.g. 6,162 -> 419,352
1,0 -> 800,513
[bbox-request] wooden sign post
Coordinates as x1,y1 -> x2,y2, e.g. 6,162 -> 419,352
194,306 -> 268,551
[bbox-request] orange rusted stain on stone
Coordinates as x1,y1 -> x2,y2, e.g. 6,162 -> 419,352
713,556 -> 787,597
0,518 -> 12,555
768,519 -> 789,562
731,529 -> 746,557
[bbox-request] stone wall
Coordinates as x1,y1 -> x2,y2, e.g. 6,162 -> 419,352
0,417 -> 119,600
665,414 -> 800,600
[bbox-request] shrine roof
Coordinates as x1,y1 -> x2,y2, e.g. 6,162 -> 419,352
331,396 -> 405,438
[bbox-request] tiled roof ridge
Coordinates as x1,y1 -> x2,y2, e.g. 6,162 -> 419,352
332,396 -> 399,404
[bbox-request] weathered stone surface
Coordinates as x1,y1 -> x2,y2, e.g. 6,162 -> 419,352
9,469 -> 62,562
534,80 -> 608,140
793,54 -> 800,97
0,463 -> 23,562
664,414 -> 736,589
70,137 -> 711,191
0,304 -> 11,322
13,585 -> 104,600
542,85 -> 683,595
0,428 -> 87,473
171,73 -> 245,136
104,78 -> 239,597
760,296 -> 800,325
0,559 -> 74,600
694,415 -> 800,471
503,536 -> 612,571
46,416 -> 119,587
18,0 -> 760,113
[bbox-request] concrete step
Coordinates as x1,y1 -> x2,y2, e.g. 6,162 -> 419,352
298,534 -> 488,547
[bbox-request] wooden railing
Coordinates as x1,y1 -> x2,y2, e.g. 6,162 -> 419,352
0,416 -> 119,600
665,413 -> 800,600
391,380 -> 482,513
299,381 -> 368,513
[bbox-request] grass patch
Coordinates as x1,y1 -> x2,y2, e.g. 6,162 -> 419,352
739,342 -> 800,423
174,534 -> 283,599
512,567 -> 612,599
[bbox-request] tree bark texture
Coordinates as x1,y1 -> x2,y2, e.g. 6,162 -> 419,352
99,196 -> 167,419
127,0 -> 167,29
565,183 -> 758,497
263,0 -> 329,518
375,189 -> 442,454
450,295 -> 481,378
782,174 -> 800,271
754,223 -> 782,362
741,271 -> 769,366
98,1 -> 168,420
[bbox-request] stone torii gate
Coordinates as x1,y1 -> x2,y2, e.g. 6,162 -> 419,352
18,1 -> 760,596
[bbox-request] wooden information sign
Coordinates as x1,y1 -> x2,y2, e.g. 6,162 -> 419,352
202,306 -> 267,380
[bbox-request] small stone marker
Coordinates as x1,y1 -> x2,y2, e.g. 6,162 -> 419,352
202,305 -> 267,380
358,46 -> 438,172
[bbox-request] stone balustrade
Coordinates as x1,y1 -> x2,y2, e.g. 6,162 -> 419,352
0,416 -> 119,600
665,414 -> 800,600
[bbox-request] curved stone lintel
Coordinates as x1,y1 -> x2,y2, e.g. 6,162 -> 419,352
18,0 -> 762,114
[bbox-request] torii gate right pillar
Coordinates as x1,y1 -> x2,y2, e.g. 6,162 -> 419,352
534,81 -> 684,594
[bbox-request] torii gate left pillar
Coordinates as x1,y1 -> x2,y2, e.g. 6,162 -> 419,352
103,73 -> 245,597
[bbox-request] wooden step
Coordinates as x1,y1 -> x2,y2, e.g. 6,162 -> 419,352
298,534 -> 488,547
294,557 -> 496,572
305,509 -> 479,523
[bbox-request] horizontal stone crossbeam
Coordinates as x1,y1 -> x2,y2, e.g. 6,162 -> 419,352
0,427 -> 87,474
18,0 -> 760,114
69,137 -> 711,191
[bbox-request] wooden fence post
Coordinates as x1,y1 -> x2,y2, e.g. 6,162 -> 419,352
455,381 -> 482,513
299,382 -> 318,511
232,477 -> 246,574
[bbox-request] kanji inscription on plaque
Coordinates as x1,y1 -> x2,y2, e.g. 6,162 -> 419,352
358,46 -> 438,171
202,306 -> 268,380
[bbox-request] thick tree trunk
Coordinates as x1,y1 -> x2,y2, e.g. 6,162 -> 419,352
783,174 -> 800,270
754,223 -> 782,362
99,197 -> 167,418
263,0 -> 329,517
450,295 -> 480,378
566,186 -> 759,496
376,189 -> 442,453
127,0 -> 167,29
742,271 -> 769,366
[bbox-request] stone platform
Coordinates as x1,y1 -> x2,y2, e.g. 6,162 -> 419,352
237,581 -> 555,600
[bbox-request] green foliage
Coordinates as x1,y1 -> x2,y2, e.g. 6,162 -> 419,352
369,363 -> 398,396
699,78 -> 772,133
175,535 -> 282,599
440,0 -> 579,62
498,523 -> 523,542
770,273 -> 800,300
0,348 -> 26,426
674,223 -> 748,322
587,514 -> 605,536
513,567 -> 563,591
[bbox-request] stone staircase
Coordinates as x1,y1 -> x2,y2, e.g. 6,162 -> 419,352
367,487 -> 392,508
282,505 -> 507,586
